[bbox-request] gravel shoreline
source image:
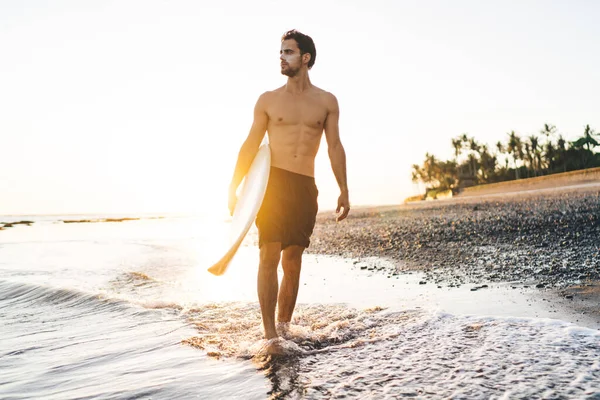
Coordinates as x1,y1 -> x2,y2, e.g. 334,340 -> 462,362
310,186 -> 600,290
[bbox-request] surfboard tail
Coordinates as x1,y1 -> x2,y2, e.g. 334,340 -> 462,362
207,234 -> 245,276
207,260 -> 227,276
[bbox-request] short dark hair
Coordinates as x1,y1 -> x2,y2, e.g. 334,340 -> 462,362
281,29 -> 316,69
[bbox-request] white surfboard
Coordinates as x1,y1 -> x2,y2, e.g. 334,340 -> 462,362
208,144 -> 271,276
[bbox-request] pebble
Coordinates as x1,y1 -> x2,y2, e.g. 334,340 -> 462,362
310,188 -> 600,289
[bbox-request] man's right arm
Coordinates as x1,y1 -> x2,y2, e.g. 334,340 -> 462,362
228,93 -> 269,214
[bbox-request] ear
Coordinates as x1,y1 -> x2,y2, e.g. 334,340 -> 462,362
302,53 -> 311,66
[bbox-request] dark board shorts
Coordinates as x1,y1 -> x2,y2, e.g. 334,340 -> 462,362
256,167 -> 319,249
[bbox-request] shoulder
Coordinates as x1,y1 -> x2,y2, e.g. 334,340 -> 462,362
311,85 -> 335,98
326,91 -> 338,110
309,86 -> 338,109
318,88 -> 339,112
256,86 -> 285,106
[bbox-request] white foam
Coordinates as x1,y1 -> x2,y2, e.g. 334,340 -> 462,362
181,301 -> 600,398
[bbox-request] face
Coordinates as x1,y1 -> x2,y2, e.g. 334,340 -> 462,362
280,39 -> 305,77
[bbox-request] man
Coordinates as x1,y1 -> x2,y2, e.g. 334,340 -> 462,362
228,30 -> 349,342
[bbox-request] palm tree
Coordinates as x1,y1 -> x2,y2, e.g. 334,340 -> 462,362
571,124 -> 599,152
506,131 -> 522,179
468,137 -> 480,177
529,135 -> 541,176
496,141 -> 504,154
556,135 -> 567,172
459,134 -> 470,161
468,137 -> 480,154
544,141 -> 556,173
478,144 -> 497,183
411,164 -> 427,194
495,140 -> 507,174
451,138 -> 462,161
423,152 -> 439,187
523,142 -> 532,177
540,123 -> 557,143
516,137 -> 525,169
413,154 -> 459,190
540,124 -> 557,174
466,153 -> 479,184
438,160 -> 458,190
411,164 -> 422,183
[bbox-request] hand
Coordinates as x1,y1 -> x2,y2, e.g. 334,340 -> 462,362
228,188 -> 238,216
336,191 -> 350,222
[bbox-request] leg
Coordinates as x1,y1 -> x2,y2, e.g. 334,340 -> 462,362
277,245 -> 304,323
258,242 -> 282,339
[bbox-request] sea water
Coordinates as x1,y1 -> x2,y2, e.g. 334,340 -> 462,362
1,216 -> 599,399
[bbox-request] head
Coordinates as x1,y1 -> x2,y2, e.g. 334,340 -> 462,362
280,29 -> 316,77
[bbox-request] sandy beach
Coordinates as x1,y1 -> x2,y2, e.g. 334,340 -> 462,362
310,183 -> 600,329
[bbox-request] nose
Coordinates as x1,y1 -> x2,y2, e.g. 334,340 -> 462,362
280,53 -> 285,61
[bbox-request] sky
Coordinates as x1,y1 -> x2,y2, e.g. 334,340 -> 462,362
1,0 -> 599,215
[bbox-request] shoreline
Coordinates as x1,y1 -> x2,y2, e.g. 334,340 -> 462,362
2,194 -> 597,329
363,266 -> 600,330
311,184 -> 600,329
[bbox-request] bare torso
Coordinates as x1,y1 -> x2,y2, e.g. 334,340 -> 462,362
263,85 -> 332,177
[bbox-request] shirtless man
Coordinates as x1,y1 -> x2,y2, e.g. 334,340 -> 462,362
228,30 -> 349,341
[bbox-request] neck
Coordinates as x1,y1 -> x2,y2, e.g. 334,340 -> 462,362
285,69 -> 312,93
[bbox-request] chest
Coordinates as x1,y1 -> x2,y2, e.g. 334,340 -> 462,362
267,95 -> 328,130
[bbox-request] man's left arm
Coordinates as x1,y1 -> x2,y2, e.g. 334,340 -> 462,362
324,93 -> 350,221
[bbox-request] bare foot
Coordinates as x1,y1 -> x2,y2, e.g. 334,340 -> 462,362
276,322 -> 291,339
257,337 -> 304,357
262,338 -> 287,356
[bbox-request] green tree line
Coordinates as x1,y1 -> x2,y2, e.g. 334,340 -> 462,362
412,124 -> 600,191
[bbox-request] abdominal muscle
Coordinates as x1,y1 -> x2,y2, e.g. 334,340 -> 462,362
267,128 -> 323,177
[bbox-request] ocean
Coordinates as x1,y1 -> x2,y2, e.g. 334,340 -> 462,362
1,215 -> 599,399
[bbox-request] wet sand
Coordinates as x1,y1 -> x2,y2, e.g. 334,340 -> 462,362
310,184 -> 600,329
